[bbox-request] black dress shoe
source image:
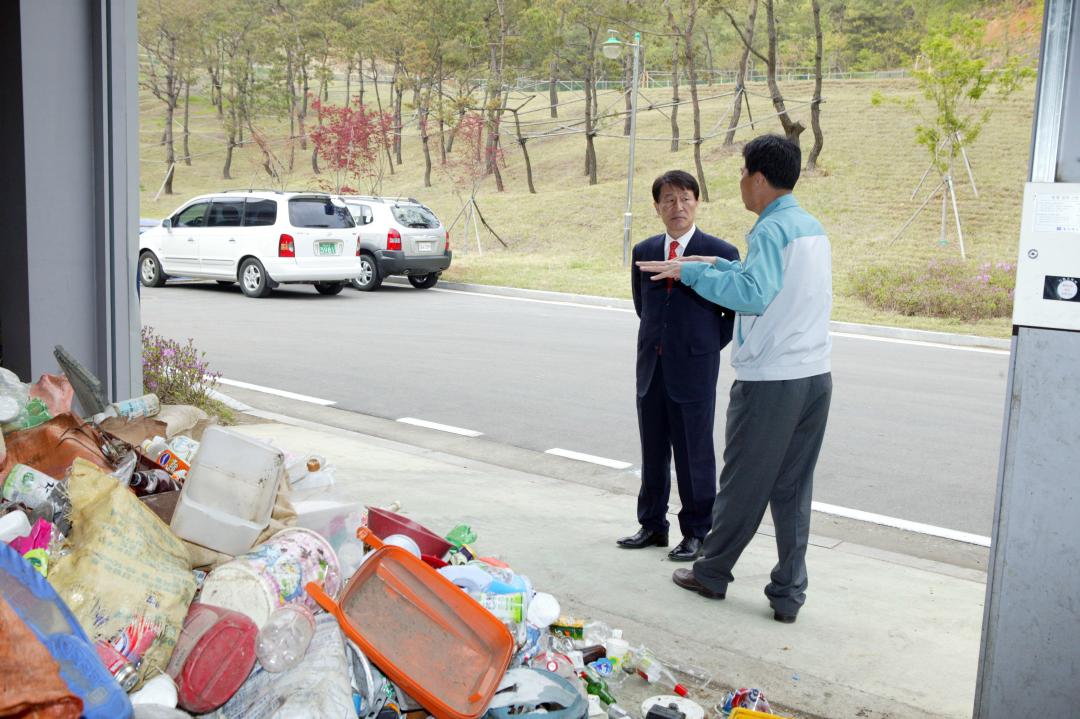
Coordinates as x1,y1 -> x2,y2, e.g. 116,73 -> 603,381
773,610 -> 798,624
671,568 -> 725,599
616,527 -> 669,549
667,536 -> 703,562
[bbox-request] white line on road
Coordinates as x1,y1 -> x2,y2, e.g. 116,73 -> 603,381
545,447 -> 634,470
428,287 -> 1009,354
216,378 -> 337,406
429,287 -> 635,313
397,417 -> 484,437
830,332 -> 1010,355
811,500 -> 992,547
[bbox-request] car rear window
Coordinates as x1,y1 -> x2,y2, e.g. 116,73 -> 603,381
288,198 -> 355,228
391,205 -> 439,229
244,199 -> 277,227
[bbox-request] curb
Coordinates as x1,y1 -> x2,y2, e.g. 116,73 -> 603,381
386,277 -> 1012,351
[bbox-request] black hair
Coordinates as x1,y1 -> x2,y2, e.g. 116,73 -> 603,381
743,134 -> 801,190
651,170 -> 700,203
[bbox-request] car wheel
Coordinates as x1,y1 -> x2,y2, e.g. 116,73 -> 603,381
408,273 -> 439,290
239,258 -> 272,298
315,282 -> 345,296
139,252 -> 168,287
350,253 -> 382,291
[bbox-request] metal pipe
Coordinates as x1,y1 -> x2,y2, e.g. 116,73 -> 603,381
622,33 -> 642,267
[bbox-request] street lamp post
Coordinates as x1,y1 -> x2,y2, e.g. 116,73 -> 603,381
603,30 -> 642,267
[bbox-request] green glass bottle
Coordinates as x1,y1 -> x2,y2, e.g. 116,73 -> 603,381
582,666 -> 617,706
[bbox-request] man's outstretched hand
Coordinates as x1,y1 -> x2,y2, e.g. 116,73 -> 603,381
636,255 -> 716,282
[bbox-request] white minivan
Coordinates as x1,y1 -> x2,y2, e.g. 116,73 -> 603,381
139,191 -> 363,298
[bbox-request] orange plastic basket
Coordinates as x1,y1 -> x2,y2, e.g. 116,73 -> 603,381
307,527 -> 513,719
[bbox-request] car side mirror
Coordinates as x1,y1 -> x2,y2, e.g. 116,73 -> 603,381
162,218 -> 172,230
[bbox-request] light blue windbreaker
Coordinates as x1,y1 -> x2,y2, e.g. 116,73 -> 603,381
680,194 -> 832,381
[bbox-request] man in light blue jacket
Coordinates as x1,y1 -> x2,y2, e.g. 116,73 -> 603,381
636,134 -> 832,623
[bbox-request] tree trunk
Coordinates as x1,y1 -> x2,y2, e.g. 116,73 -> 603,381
345,60 -> 351,103
512,108 -> 536,194
670,37 -> 681,152
223,135 -> 235,180
357,52 -> 365,105
371,57 -> 395,175
584,26 -> 598,185
725,0 -> 758,146
683,3 -> 708,201
437,60 -> 447,164
299,64 -> 309,151
391,60 -> 403,165
764,0 -> 805,143
421,97 -> 432,187
703,31 -> 714,85
806,0 -> 825,169
182,80 -> 192,165
164,102 -> 176,194
549,59 -> 559,118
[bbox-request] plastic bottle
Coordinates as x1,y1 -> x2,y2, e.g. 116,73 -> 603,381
127,469 -> 181,497
626,648 -> 689,697
110,393 -> 161,420
256,604 -> 316,672
604,629 -> 630,670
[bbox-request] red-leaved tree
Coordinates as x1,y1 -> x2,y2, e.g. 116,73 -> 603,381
309,98 -> 393,193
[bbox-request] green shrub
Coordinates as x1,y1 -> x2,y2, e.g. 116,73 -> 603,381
141,326 -> 234,422
850,258 -> 1015,321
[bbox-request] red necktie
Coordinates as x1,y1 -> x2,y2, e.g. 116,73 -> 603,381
666,240 -> 679,291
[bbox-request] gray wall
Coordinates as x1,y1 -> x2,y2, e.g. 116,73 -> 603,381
0,0 -> 140,402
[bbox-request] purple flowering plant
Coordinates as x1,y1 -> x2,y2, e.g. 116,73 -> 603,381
141,326 -> 230,418
852,258 -> 1015,321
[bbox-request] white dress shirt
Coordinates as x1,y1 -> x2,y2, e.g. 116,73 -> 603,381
664,225 -> 695,260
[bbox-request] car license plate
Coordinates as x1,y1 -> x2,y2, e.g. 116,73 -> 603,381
417,242 -> 433,253
318,242 -> 339,256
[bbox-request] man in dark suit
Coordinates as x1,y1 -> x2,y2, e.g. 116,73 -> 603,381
619,170 -> 740,561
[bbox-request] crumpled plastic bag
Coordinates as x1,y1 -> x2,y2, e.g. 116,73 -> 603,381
0,594 -> 83,718
48,459 -> 196,686
208,613 -> 352,719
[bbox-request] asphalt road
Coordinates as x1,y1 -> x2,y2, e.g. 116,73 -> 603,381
141,280 -> 1010,536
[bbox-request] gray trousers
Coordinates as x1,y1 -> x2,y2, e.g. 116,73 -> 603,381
693,373 -> 832,615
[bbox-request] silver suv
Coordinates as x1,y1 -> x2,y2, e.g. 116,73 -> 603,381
339,196 -> 452,291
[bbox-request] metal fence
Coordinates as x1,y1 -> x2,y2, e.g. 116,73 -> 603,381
501,68 -> 910,93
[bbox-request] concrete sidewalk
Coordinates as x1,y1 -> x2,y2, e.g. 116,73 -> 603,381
231,410 -> 985,719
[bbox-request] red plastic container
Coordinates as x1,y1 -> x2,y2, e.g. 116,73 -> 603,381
366,506 -> 453,558
166,603 -> 258,714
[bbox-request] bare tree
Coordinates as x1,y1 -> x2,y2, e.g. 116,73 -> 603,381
140,1 -> 187,194
806,0 -> 825,169
721,0 -> 804,144
667,0 -> 708,200
669,35 -> 680,152
722,0 -> 759,146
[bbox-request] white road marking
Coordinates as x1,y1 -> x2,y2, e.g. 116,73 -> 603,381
429,287 -> 635,313
428,287 -> 1009,354
216,377 -> 337,406
397,417 -> 483,437
545,447 -> 633,470
830,331 -> 1010,355
811,501 -> 992,547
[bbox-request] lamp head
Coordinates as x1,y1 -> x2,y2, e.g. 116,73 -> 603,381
602,31 -> 622,60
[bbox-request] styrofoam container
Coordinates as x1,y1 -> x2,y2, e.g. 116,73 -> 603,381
170,427 -> 284,556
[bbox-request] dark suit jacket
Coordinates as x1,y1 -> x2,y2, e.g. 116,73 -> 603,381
632,228 -> 740,403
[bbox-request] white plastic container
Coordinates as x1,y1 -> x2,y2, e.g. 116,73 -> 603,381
605,629 -> 630,669
170,427 -> 285,556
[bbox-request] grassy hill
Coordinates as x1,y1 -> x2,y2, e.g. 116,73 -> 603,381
140,76 -> 1036,338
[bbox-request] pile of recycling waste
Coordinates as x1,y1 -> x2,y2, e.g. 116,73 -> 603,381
0,364 -> 780,719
